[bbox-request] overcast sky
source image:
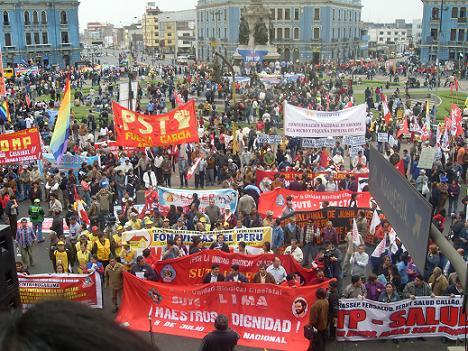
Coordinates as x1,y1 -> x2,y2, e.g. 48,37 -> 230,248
78,0 -> 423,29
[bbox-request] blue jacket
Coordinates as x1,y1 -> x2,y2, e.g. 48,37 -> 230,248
272,226 -> 284,250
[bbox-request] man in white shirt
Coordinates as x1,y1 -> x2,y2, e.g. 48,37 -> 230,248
332,151 -> 344,167
143,169 -> 157,188
352,150 -> 367,168
284,239 -> 304,264
349,245 -> 369,277
266,257 -> 287,284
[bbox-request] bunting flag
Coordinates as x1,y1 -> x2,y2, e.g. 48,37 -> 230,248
74,186 -> 90,225
351,218 -> 360,246
421,101 -> 431,141
369,209 -> 380,235
372,234 -> 387,258
450,104 -> 463,137
0,100 -> 10,122
186,157 -> 201,181
396,118 -> 409,138
49,78 -> 71,163
441,127 -> 449,149
382,95 -> 392,126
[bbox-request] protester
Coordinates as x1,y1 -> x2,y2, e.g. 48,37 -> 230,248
131,256 -> 159,281
307,288 -> 329,351
202,263 -> 225,283
15,218 -> 36,268
226,264 -> 248,283
105,257 -> 124,313
198,314 -> 239,351
266,257 -> 287,284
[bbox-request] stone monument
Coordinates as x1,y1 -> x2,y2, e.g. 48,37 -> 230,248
233,0 -> 280,62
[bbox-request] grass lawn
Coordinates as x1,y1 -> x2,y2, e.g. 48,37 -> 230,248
434,91 -> 467,120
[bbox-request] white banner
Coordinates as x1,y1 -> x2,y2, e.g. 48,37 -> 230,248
158,186 -> 239,213
337,297 -> 466,341
343,135 -> 366,147
302,137 -> 336,148
284,102 -> 367,137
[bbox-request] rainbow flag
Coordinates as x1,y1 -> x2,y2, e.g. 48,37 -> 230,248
0,101 -> 10,122
49,78 -> 71,163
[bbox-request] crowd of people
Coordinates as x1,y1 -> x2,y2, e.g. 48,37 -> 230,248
2,55 -> 467,351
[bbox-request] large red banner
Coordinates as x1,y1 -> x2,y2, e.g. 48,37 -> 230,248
258,188 -> 372,218
0,127 -> 42,165
112,100 -> 199,147
118,272 -> 330,350
256,169 -> 368,190
18,272 -> 103,308
153,250 -> 323,286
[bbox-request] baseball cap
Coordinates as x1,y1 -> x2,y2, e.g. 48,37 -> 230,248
57,241 -> 65,245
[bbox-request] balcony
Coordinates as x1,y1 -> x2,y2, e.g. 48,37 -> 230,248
458,17 -> 467,23
61,42 -> 72,47
424,36 -> 438,44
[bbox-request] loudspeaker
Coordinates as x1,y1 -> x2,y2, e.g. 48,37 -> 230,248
0,224 -> 20,310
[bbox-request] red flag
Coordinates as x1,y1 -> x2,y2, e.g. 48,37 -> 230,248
397,118 -> 409,138
74,186 -> 90,225
450,104 -> 463,137
395,159 -> 405,176
25,93 -> 31,107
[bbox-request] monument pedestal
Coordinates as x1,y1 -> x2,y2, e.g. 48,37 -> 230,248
233,45 -> 280,63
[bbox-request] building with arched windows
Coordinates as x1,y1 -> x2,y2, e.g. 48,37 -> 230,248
0,0 -> 81,68
196,0 -> 363,63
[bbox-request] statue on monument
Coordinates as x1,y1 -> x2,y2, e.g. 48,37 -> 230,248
254,19 -> 268,45
238,15 -> 250,45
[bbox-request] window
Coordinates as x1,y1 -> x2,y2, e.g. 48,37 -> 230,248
277,8 -> 283,20
314,8 -> 320,20
313,27 -> 320,39
61,31 -> 69,43
461,7 -> 466,18
42,32 -> 48,44
333,9 -> 335,20
4,33 -> 11,46
224,28 -> 227,38
183,40 -> 190,45
459,29 -> 465,41
293,27 -> 299,39
379,31 -> 384,35
24,11 -> 30,25
294,8 -> 299,20
379,38 -> 383,42
285,8 -> 290,20
217,28 -> 220,36
451,7 -> 458,18
450,29 -> 457,41
41,11 -> 47,24
430,28 -> 438,40
284,27 -> 290,39
60,11 -> 67,24
224,9 -> 227,21
200,12 -> 203,22
34,32 -> 40,44
270,9 -> 275,20
167,39 -> 172,44
431,7 -> 439,20
387,31 -> 391,35
276,27 -> 283,39
3,11 -> 9,25
33,11 -> 38,24
25,32 -> 32,45
393,37 -> 398,41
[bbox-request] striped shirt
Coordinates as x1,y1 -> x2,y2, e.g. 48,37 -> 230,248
16,226 -> 36,248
